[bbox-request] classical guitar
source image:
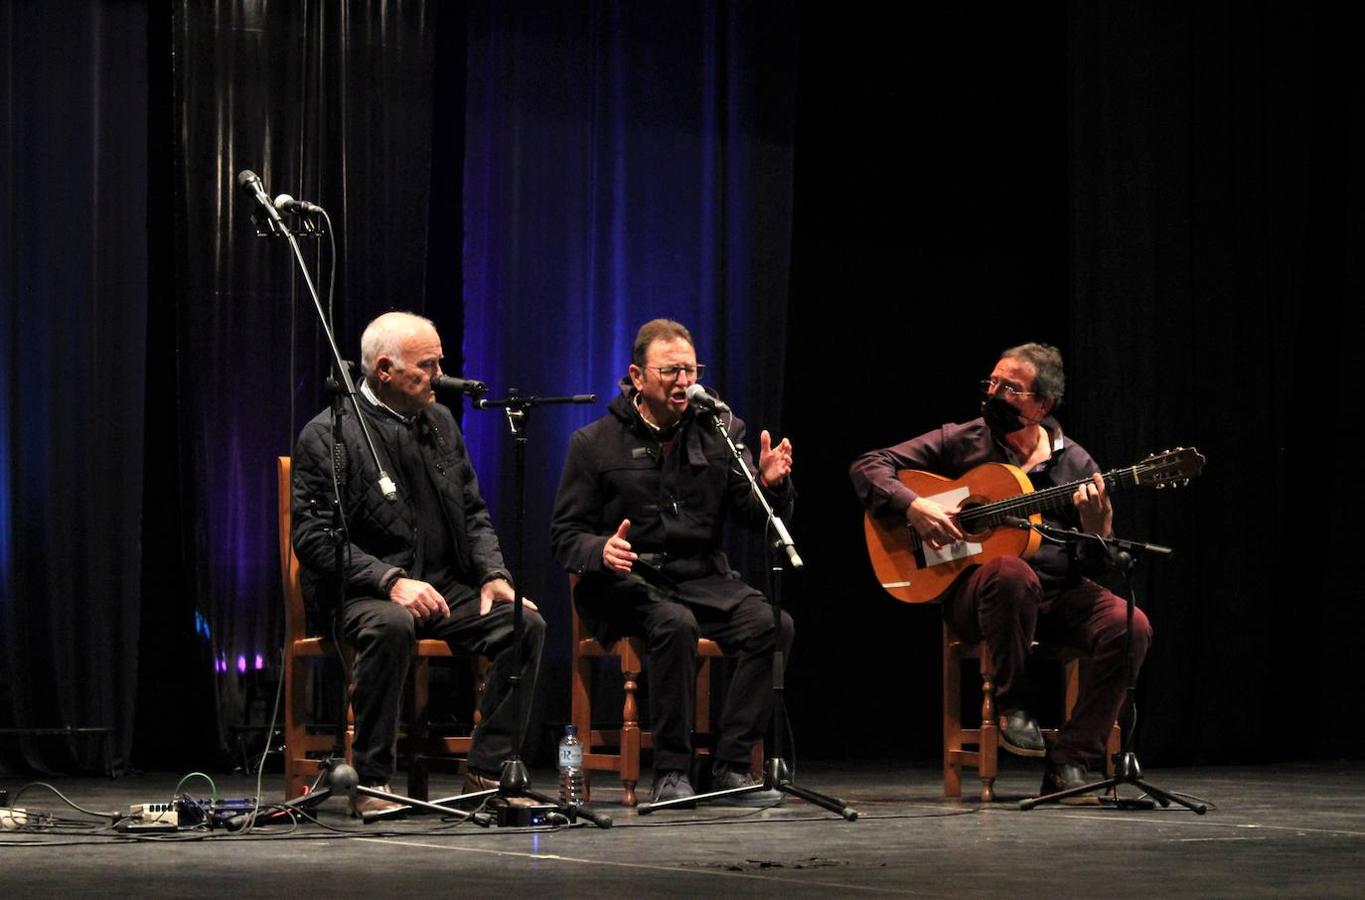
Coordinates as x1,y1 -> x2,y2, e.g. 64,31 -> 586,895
862,447 -> 1204,604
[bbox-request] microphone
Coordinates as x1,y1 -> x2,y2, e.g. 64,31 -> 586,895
684,383 -> 730,413
432,374 -> 489,397
1000,516 -> 1035,530
273,193 -> 324,214
236,170 -> 284,226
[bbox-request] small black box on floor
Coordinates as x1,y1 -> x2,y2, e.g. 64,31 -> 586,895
495,804 -> 571,827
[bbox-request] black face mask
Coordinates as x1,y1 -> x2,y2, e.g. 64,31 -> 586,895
981,394 -> 1027,435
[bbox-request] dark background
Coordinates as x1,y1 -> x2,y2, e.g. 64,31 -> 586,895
1,0 -> 1360,777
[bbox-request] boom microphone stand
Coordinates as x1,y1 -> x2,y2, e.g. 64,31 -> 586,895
405,387 -> 613,828
639,398 -> 858,820
1015,520 -> 1207,814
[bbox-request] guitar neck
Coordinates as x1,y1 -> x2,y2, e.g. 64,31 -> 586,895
959,466 -> 1139,528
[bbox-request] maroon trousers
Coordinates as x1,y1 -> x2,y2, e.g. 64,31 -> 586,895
941,556 -> 1152,768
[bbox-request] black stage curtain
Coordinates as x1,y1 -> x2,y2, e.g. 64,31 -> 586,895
0,0 -> 149,775
2,2 -> 1360,775
1063,1 -> 1364,763
785,3 -> 1363,764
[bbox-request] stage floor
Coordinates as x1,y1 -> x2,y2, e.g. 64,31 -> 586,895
2,759 -> 1362,897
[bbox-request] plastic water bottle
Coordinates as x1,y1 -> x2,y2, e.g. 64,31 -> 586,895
558,724 -> 587,805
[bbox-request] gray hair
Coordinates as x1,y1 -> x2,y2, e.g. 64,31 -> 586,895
1002,342 -> 1065,404
360,311 -> 435,378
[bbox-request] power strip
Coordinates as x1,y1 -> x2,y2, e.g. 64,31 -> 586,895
119,802 -> 180,833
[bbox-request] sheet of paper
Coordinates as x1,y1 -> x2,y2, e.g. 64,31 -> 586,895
919,485 -> 982,567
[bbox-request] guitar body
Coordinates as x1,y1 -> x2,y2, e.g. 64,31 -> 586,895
862,463 -> 1042,604
861,447 -> 1204,605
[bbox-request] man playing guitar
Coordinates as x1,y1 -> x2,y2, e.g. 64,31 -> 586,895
850,342 -> 1152,797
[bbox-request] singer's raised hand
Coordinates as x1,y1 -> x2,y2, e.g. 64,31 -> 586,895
758,430 -> 794,487
603,518 -> 637,573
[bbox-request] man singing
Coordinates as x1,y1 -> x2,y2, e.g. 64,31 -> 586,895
550,319 -> 795,807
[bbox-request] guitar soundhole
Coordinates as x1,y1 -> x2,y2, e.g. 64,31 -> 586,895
957,500 -> 991,540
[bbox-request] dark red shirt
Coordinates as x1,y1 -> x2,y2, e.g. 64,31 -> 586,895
849,417 -> 1104,588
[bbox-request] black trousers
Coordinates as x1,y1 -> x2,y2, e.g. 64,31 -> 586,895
577,577 -> 795,774
341,587 -> 546,784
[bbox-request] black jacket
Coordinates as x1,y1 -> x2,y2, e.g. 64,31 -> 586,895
291,395 -> 510,609
550,385 -> 793,612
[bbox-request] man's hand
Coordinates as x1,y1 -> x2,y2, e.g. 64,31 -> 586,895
603,519 -> 637,573
1073,471 -> 1114,537
479,577 -> 536,616
907,496 -> 964,549
758,430 -> 794,487
389,577 -> 450,620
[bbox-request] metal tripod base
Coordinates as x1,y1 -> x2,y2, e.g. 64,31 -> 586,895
1020,752 -> 1207,814
372,757 -> 613,828
638,757 -> 859,819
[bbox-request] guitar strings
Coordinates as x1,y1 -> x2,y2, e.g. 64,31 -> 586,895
955,462 -> 1168,529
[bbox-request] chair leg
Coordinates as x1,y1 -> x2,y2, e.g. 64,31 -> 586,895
406,656 -> 431,800
943,637 -> 963,799
978,648 -> 998,803
284,650 -> 308,800
621,662 -> 642,807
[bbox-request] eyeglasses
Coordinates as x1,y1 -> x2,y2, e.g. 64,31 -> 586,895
980,377 -> 1035,398
647,364 -> 706,381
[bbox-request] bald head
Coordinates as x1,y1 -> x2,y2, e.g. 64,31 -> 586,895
361,312 -> 438,379
360,312 -> 443,415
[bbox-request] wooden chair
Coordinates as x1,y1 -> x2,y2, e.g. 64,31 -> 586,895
569,576 -> 763,806
278,456 -> 485,800
943,621 -> 1121,801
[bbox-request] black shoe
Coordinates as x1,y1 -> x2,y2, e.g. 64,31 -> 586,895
649,770 -> 696,808
1040,760 -> 1100,805
709,762 -> 784,807
999,709 -> 1046,757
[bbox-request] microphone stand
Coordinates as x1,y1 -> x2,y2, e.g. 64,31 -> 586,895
1013,520 -> 1207,813
419,387 -> 612,828
638,406 -> 857,820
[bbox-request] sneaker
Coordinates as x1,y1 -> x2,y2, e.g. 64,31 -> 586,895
349,783 -> 408,818
708,762 -> 784,807
649,769 -> 696,808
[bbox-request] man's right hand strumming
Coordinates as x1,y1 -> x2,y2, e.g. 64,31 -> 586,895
907,497 -> 964,549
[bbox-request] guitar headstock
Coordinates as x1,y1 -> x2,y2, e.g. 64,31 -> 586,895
1135,447 -> 1205,488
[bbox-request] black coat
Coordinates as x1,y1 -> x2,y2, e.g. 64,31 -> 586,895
550,386 -> 793,618
291,395 -> 510,609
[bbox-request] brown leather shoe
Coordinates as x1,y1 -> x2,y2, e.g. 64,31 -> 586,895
463,768 -> 538,808
1040,761 -> 1101,806
349,783 -> 408,818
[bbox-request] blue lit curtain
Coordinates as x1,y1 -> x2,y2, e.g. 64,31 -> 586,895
0,0 -> 148,773
460,1 -> 799,699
